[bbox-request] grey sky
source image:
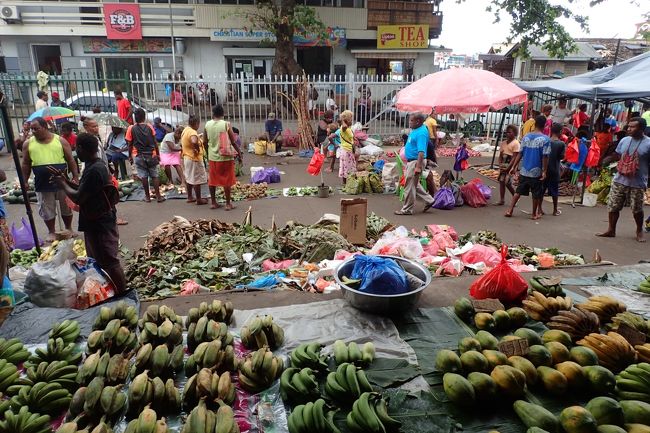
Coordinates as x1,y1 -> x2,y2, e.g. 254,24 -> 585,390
436,0 -> 647,55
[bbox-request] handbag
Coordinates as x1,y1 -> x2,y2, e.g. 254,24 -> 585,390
217,121 -> 236,157
617,138 -> 641,177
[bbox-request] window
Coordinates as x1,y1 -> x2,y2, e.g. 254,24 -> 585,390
32,45 -> 62,75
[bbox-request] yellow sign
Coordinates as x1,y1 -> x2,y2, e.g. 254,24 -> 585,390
377,25 -> 429,49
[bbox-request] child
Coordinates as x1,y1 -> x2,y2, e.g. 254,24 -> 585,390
337,110 -> 357,185
539,123 -> 566,216
324,122 -> 339,173
453,141 -> 469,179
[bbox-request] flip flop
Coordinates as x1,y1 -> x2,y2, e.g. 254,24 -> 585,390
553,210 -> 562,216
117,218 -> 128,225
394,210 -> 412,215
225,204 -> 236,211
504,210 -> 513,217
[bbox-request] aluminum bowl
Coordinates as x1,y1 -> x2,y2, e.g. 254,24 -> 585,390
334,255 -> 432,315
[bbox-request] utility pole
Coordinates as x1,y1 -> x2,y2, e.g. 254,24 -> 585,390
169,0 -> 177,75
613,38 -> 621,66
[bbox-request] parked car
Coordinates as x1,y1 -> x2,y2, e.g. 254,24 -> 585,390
64,91 -> 188,128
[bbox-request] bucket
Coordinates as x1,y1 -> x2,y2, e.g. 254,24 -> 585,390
318,185 -> 330,198
254,141 -> 267,155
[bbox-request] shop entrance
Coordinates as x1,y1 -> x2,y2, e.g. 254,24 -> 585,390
228,58 -> 272,100
356,58 -> 414,80
32,45 -> 62,74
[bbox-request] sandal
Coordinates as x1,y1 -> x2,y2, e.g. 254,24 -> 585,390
117,218 -> 128,225
394,210 -> 412,215
156,197 -> 166,203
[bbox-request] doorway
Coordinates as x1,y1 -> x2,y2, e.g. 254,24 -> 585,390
32,45 -> 62,74
297,47 -> 331,75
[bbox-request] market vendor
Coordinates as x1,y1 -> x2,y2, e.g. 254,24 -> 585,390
51,132 -> 127,294
265,112 -> 283,152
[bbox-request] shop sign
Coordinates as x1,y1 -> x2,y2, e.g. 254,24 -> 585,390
82,38 -> 172,53
211,27 -> 346,47
103,3 -> 142,40
377,25 -> 429,49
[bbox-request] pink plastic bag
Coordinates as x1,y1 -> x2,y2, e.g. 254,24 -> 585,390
334,250 -> 361,260
180,279 -> 201,295
436,257 -> 463,276
461,244 -> 501,268
432,232 -> 456,251
427,224 -> 458,241
469,245 -> 528,302
262,259 -> 296,271
422,240 -> 441,257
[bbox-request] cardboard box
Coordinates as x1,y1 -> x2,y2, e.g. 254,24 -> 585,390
339,198 -> 367,245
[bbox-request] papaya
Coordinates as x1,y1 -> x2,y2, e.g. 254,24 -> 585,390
595,426 -> 626,433
475,313 -> 496,331
458,337 -> 482,354
476,330 -> 499,350
502,335 -> 522,343
491,365 -> 527,398
513,400 -> 560,432
493,310 -> 511,330
507,307 -> 528,328
467,372 -> 497,400
515,328 -> 543,346
443,373 -> 475,406
585,396 -> 625,427
482,350 -> 508,369
584,365 -> 617,395
543,329 -> 573,347
435,349 -> 463,374
555,361 -> 588,389
454,297 -> 475,322
537,366 -> 569,396
570,346 -> 600,366
508,355 -> 538,385
624,424 -> 650,433
620,400 -> 650,425
545,341 -> 571,364
460,350 -> 490,373
560,406 -> 598,433
528,345 -> 554,367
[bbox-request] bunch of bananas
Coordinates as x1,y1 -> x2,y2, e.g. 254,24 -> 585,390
287,399 -> 339,433
324,363 -> 373,404
133,344 -> 184,378
529,276 -> 565,297
607,312 -> 650,337
9,381 -> 72,415
546,307 -> 600,341
332,341 -> 375,366
49,320 -> 81,345
240,315 -> 285,350
0,394 -> 10,414
238,347 -> 284,394
522,291 -> 573,322
187,317 -> 234,353
180,400 -> 240,433
182,368 -> 236,409
290,342 -> 328,371
577,332 -> 637,372
280,367 -> 320,404
0,338 -> 30,365
185,340 -> 236,377
27,338 -> 82,367
139,319 -> 183,348
346,392 -> 401,433
186,300 -> 235,328
124,405 -> 169,433
71,377 -> 127,420
637,275 -> 650,294
86,320 -> 137,355
635,344 -> 650,363
77,351 -> 131,386
56,411 -> 101,433
93,301 -> 139,330
0,406 -> 51,433
38,239 -> 86,262
0,359 -> 19,392
140,304 -> 184,328
24,360 -> 78,392
616,362 -> 650,402
127,371 -> 180,415
576,295 -> 627,324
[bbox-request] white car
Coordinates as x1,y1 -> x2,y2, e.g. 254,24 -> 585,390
64,91 -> 188,128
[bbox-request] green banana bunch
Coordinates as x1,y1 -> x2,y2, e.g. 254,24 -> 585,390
287,399 -> 340,433
184,340 -> 236,376
346,392 -> 401,433
238,347 -> 284,394
290,342 -> 328,371
280,367 -> 320,404
616,362 -> 650,402
0,338 -> 31,365
124,406 -> 170,433
180,399 -> 240,433
0,359 -> 19,393
0,406 -> 51,433
185,300 -> 235,328
77,351 -> 131,385
240,315 -> 285,350
9,381 -> 72,416
93,301 -> 139,330
331,341 -> 375,367
529,276 -> 565,297
0,394 -> 10,415
24,360 -> 78,392
637,276 -> 650,294
127,371 -> 181,415
67,387 -> 87,419
187,317 -> 234,353
182,368 -> 236,410
89,418 -> 115,433
324,363 -> 373,404
26,338 -> 82,367
133,343 -> 184,378
49,320 -> 81,345
138,318 -> 183,348
140,304 -> 184,328
607,312 -> 650,337
78,376 -> 128,423
86,324 -> 137,356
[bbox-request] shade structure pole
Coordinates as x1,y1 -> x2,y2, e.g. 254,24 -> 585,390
490,110 -> 508,169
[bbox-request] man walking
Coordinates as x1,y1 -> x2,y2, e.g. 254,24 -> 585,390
394,113 -> 434,215
127,109 -> 164,203
52,133 -> 127,294
505,115 -> 550,220
35,91 -> 48,111
115,90 -> 132,125
21,117 -> 79,241
597,117 -> 650,242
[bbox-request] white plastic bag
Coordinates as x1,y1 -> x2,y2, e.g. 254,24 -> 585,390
24,240 -> 78,308
381,162 -> 399,187
359,144 -> 384,156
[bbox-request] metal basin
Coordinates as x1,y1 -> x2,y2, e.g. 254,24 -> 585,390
334,255 -> 431,315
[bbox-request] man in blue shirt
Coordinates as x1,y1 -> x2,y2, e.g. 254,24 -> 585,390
395,113 -> 434,215
505,115 -> 550,220
265,112 -> 284,152
597,117 -> 650,242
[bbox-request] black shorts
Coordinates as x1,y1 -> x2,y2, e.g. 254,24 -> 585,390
517,175 -> 543,199
543,179 -> 559,197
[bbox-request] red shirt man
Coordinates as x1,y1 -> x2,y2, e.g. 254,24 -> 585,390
115,90 -> 133,125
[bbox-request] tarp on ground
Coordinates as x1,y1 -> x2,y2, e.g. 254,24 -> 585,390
516,50 -> 650,101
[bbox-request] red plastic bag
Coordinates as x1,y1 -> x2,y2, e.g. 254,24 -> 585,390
427,224 -> 458,241
585,138 -> 601,168
469,245 -> 528,303
432,232 -> 456,251
461,244 -> 501,268
565,138 -> 580,164
460,182 -> 487,207
307,149 -> 325,175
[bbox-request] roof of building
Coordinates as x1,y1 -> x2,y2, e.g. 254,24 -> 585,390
575,38 -> 650,64
504,42 -> 602,61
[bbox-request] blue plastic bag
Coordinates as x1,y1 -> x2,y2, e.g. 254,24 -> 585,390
237,272 -> 286,290
432,187 -> 455,210
350,256 -> 408,295
373,160 -> 385,173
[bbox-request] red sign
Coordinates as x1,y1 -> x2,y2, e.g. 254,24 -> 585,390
103,3 -> 142,40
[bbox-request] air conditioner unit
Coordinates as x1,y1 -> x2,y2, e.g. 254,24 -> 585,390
1,6 -> 21,23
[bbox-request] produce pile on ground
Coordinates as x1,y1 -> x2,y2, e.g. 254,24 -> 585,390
10,239 -> 87,268
437,146 -> 482,158
437,289 -> 650,433
475,167 -> 580,197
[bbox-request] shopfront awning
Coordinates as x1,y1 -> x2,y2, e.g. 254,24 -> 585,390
350,49 -> 436,59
